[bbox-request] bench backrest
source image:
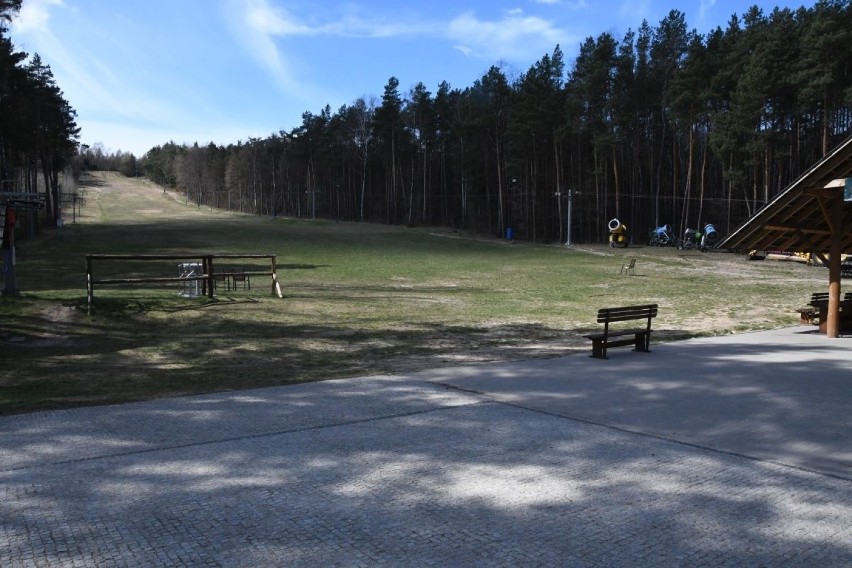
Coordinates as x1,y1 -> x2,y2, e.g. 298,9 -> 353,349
810,292 -> 852,304
596,304 -> 658,324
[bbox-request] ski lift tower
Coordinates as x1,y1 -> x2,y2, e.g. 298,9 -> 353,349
1,188 -> 46,296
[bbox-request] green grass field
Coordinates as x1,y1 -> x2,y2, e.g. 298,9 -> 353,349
0,172 -> 827,415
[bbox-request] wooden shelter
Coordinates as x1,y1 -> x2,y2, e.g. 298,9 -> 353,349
719,135 -> 852,337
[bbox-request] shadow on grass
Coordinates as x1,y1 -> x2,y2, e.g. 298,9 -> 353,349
279,263 -> 329,270
0,291 -> 586,415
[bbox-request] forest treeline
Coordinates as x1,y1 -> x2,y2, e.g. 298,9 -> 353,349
0,0 -> 79,227
133,2 -> 852,245
12,2 -> 852,245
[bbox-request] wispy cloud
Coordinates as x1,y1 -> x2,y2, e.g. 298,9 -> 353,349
232,0 -> 568,79
228,0 -> 338,101
699,0 -> 717,22
9,0 -> 241,154
531,0 -> 588,7
236,0 -> 436,41
229,0 -> 457,105
447,9 -> 569,61
11,2 -> 133,120
618,0 -> 652,23
245,1 -> 314,36
12,4 -> 185,125
324,15 -> 440,39
11,0 -> 63,33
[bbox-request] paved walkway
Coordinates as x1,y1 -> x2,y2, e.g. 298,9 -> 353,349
1,326 -> 850,566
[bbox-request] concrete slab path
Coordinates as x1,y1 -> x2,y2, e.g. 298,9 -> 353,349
1,326 -> 850,566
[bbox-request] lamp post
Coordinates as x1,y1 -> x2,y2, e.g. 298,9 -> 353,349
565,189 -> 573,246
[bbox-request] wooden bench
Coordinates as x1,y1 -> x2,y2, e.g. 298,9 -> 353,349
799,292 -> 852,325
584,304 -> 658,359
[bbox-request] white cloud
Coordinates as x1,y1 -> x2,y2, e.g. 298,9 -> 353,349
447,10 -> 568,61
453,44 -> 474,57
531,0 -> 588,7
228,0 -> 337,102
10,0 -> 63,33
245,1 -> 314,36
328,16 -> 440,39
228,0 -> 573,97
238,0 -> 436,40
699,0 -> 717,21
228,0 -> 445,104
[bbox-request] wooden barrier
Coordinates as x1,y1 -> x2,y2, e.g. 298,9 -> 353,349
85,253 -> 283,311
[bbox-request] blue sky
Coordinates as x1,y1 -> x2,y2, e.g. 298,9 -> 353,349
9,0 -> 816,157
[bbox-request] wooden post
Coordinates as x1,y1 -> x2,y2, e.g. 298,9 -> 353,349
205,255 -> 215,299
826,192 -> 844,338
271,255 -> 283,298
86,255 -> 93,314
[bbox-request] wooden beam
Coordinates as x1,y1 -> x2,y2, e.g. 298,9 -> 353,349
817,196 -> 839,234
762,224 -> 831,235
794,228 -> 829,266
804,187 -> 841,198
777,234 -> 802,251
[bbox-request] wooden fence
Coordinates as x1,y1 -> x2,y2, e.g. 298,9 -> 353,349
85,253 -> 283,310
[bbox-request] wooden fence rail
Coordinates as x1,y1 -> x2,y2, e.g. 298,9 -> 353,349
85,253 -> 283,311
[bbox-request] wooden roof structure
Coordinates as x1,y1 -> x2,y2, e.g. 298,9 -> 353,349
718,134 -> 852,337
719,135 -> 852,254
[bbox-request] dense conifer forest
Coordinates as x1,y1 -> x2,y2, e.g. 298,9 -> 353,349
4,1 -> 852,244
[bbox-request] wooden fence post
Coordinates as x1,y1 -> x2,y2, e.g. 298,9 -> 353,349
205,255 -> 215,299
86,255 -> 93,313
271,255 -> 283,298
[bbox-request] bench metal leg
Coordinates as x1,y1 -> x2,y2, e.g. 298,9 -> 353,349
590,338 -> 607,359
633,332 -> 650,352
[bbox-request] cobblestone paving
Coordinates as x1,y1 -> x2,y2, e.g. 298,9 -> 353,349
1,376 -> 850,567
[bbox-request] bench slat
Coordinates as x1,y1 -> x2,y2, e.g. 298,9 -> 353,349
596,304 -> 657,323
584,328 -> 649,340
597,312 -> 656,323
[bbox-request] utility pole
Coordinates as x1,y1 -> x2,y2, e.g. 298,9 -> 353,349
565,189 -> 573,246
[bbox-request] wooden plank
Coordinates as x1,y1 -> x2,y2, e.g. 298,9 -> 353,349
597,305 -> 657,323
93,275 -> 212,285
